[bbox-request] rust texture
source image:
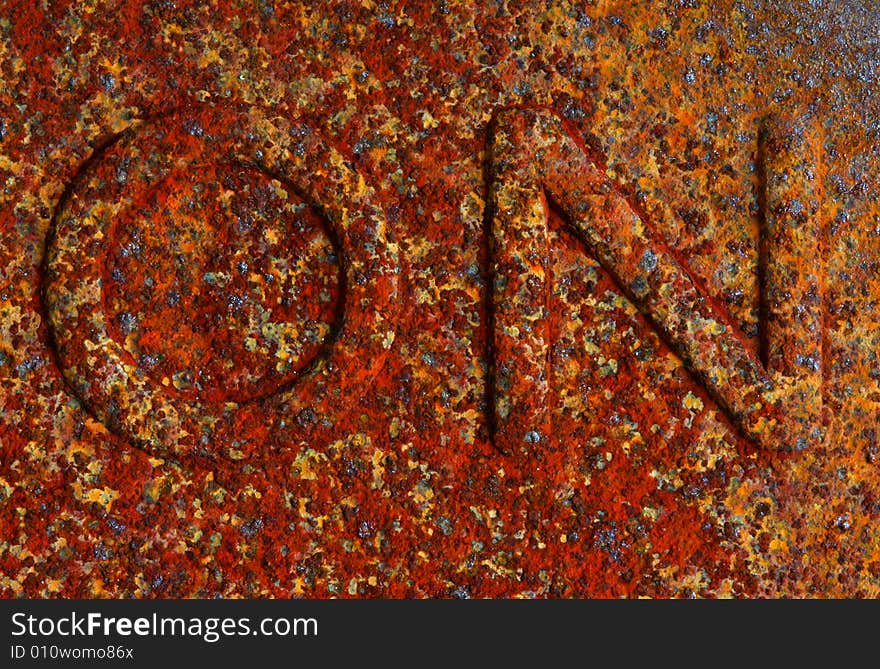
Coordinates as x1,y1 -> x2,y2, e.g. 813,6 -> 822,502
488,107 -> 823,453
2,0 -> 880,598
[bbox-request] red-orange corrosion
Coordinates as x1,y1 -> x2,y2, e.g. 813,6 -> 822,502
488,107 -> 824,455
2,0 -> 880,599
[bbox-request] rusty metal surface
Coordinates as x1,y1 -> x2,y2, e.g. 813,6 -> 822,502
2,0 -> 880,598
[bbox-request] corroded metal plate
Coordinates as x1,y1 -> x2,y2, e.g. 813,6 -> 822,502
1,0 -> 879,598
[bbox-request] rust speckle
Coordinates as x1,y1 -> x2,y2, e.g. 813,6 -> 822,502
1,0 -> 880,599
